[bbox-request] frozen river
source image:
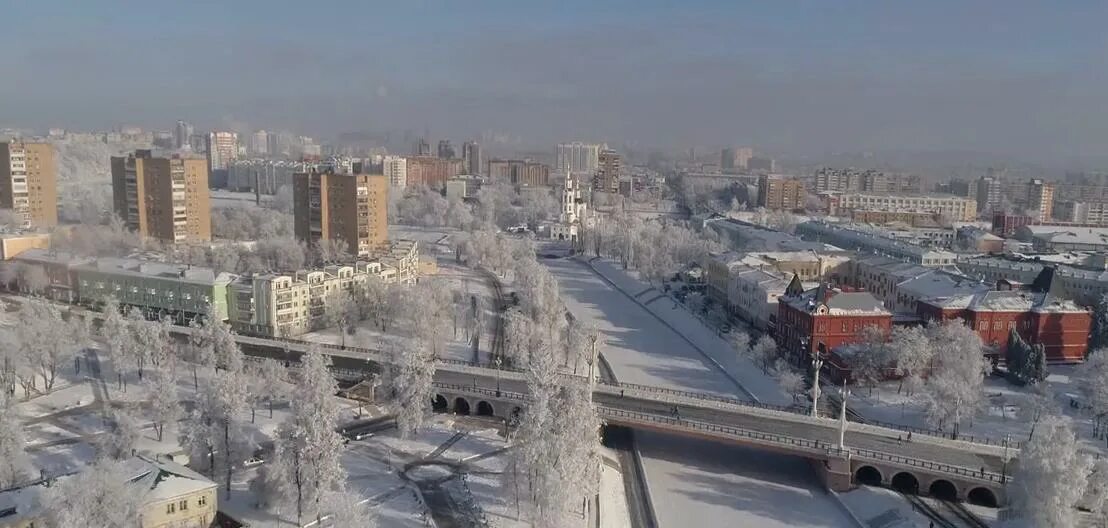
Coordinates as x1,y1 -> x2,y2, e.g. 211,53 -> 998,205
542,255 -> 855,527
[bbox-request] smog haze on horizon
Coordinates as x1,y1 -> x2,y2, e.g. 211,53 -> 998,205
3,1 -> 1107,162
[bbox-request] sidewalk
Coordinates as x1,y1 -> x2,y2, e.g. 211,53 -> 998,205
578,257 -> 791,407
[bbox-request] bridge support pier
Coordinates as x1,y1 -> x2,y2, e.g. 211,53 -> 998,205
812,453 -> 853,493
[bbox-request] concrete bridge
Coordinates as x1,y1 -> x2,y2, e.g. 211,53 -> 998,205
187,329 -> 1014,507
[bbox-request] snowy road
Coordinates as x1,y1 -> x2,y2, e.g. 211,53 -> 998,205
541,256 -> 856,527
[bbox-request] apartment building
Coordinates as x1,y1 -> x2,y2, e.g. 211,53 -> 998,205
813,168 -> 921,194
1025,178 -> 1054,221
556,142 -> 601,173
0,140 -> 58,228
756,174 -> 803,210
728,267 -> 791,330
721,147 -> 754,171
594,149 -> 622,193
976,175 -> 1002,214
404,156 -> 464,189
110,150 -> 211,243
462,141 -> 482,175
1055,200 -> 1108,226
831,193 -> 977,221
487,159 -> 550,187
0,455 -> 217,528
226,159 -> 313,194
293,169 -> 388,257
849,209 -> 940,227
379,155 -> 408,188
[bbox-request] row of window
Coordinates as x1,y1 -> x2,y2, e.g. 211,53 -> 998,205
165,494 -> 207,515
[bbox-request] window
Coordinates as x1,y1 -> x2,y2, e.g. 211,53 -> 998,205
198,495 -> 208,507
179,500 -> 188,511
167,503 -> 176,514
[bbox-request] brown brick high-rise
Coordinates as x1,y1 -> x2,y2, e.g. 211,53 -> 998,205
293,169 -> 388,257
0,141 -> 58,228
111,150 -> 211,243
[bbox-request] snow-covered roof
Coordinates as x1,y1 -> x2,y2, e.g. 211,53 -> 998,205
784,285 -> 890,315
897,271 -> 989,300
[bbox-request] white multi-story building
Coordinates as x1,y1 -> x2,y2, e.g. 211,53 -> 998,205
1056,200 -> 1108,226
833,193 -> 977,221
555,142 -> 602,174
796,221 -> 958,267
381,155 -> 408,188
227,159 -> 313,194
727,266 -> 790,330
250,130 -> 270,156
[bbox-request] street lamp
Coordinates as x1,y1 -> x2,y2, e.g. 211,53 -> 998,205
837,380 -> 849,451
1002,433 -> 1010,483
495,356 -> 502,397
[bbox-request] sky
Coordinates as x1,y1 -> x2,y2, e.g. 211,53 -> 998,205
3,1 -> 1107,162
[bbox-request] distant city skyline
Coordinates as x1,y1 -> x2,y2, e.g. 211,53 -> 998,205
3,2 -> 1108,164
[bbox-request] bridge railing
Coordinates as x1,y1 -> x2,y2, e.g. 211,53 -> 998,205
598,406 -> 1005,484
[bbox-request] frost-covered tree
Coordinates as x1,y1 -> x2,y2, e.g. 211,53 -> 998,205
322,288 -> 358,347
1081,349 -> 1108,423
1019,385 -> 1053,441
97,408 -> 144,460
194,310 -> 243,373
181,369 -> 249,493
402,281 -> 453,357
1006,329 -> 1047,386
775,366 -> 805,403
0,405 -> 31,488
250,358 -> 289,419
750,335 -> 778,374
268,348 -> 346,524
890,326 -> 932,395
313,239 -> 352,265
1091,294 -> 1108,353
386,340 -> 436,438
352,275 -> 390,326
502,307 -> 535,367
98,297 -> 133,391
319,489 -> 376,528
730,331 -> 751,364
852,324 -> 891,393
1005,415 -> 1090,528
922,320 -> 990,437
1082,459 -> 1108,516
147,362 -> 182,441
42,458 -> 146,528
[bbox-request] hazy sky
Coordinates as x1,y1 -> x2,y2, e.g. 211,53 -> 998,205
3,1 -> 1107,161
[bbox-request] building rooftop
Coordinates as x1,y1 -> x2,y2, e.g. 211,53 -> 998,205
75,258 -> 235,285
783,282 -> 890,316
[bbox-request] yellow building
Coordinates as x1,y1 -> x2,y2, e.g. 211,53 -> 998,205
0,455 -> 217,528
110,150 -> 212,243
0,140 -> 58,229
0,233 -> 51,260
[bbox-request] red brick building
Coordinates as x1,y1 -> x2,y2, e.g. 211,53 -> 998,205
776,277 -> 892,376
917,269 -> 1091,363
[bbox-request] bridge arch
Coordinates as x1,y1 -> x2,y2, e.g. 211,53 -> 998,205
454,397 -> 471,415
890,472 -> 920,494
476,401 -> 495,416
929,479 -> 958,501
967,487 -> 998,508
432,395 -> 449,413
854,466 -> 883,486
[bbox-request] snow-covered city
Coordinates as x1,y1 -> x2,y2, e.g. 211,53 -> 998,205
4,4 -> 1108,528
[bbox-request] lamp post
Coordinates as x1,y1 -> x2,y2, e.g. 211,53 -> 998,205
838,380 -> 849,451
810,345 -> 822,418
495,356 -> 502,397
1002,433 -> 1010,483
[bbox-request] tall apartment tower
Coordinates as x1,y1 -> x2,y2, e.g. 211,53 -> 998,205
293,169 -> 388,257
110,150 -> 211,243
462,141 -> 482,175
382,155 -> 408,188
0,140 -> 58,228
174,120 -> 194,149
594,149 -> 622,193
1026,179 -> 1055,221
975,175 -> 1002,215
555,142 -> 601,173
415,138 -> 431,156
437,140 -> 456,159
207,132 -> 238,171
757,174 -> 803,210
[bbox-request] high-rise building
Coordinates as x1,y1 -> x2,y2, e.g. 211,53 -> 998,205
437,140 -> 456,159
187,133 -> 208,154
0,140 -> 57,228
813,168 -> 920,194
1026,179 -> 1055,221
206,131 -> 238,171
757,174 -> 803,210
293,169 -> 388,257
555,142 -> 601,173
174,120 -> 194,149
462,141 -> 482,175
721,147 -> 754,171
747,156 -> 776,173
975,175 -> 1002,214
381,155 -> 408,188
250,130 -> 270,156
404,156 -> 464,190
110,150 -> 211,243
415,138 -> 431,156
487,159 -> 550,187
594,149 -> 622,193
1055,201 -> 1108,226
